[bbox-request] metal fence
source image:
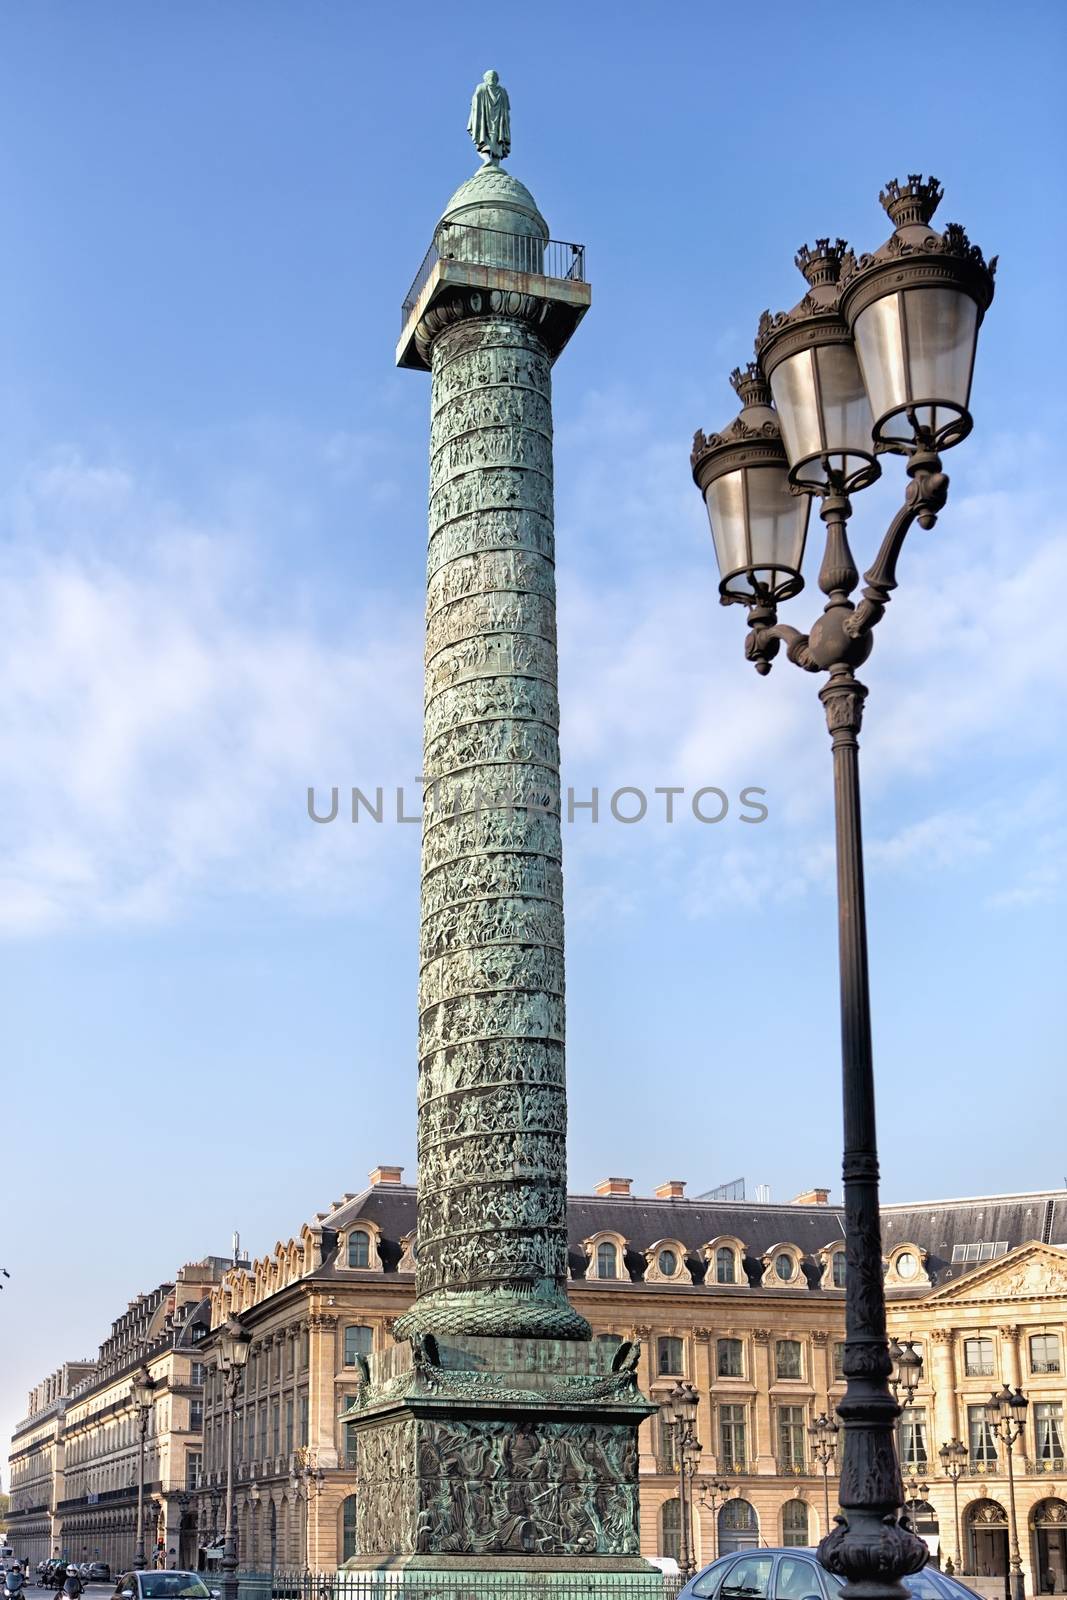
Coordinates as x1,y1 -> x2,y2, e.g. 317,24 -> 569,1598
401,222 -> 587,327
237,1570 -> 681,1600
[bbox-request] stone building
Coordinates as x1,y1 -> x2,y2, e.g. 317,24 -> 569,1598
42,1257 -> 237,1572
192,1173 -> 1067,1591
7,1363 -> 97,1566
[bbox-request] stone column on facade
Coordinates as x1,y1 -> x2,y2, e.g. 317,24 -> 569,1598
752,1329 -> 775,1472
930,1329 -> 959,1456
1000,1326 -> 1021,1389
341,76 -> 657,1590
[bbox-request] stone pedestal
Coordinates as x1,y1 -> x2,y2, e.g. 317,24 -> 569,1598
342,1334 -> 659,1592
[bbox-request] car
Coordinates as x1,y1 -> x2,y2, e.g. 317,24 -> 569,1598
680,1552 -> 984,1600
87,1568 -> 111,1585
903,1573 -> 983,1600
113,1575 -> 220,1600
77,1568 -> 91,1582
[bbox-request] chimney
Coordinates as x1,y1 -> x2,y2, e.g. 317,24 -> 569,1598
792,1187 -> 831,1205
369,1165 -> 404,1186
654,1180 -> 686,1199
594,1177 -> 633,1197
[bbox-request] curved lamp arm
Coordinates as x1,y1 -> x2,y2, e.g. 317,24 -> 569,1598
846,453 -> 949,639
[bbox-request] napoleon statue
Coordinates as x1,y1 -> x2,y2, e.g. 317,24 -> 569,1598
467,69 -> 511,164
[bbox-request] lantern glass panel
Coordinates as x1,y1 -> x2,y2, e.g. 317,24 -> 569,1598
746,464 -> 808,581
704,469 -> 749,582
770,343 -> 874,487
770,348 -> 823,468
854,287 -> 978,446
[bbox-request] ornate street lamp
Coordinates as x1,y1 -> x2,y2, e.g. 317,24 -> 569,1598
698,1479 -> 733,1562
889,1340 -> 923,1409
215,1317 -> 251,1600
809,1411 -> 840,1533
691,176 -> 995,1600
289,1449 -> 326,1574
939,1437 -> 968,1575
668,1381 -> 702,1580
987,1384 -> 1030,1600
130,1364 -> 157,1569
247,1481 -> 260,1572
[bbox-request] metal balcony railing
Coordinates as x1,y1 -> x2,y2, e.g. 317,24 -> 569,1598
1026,1456 -> 1066,1474
777,1459 -> 810,1476
401,222 -> 587,328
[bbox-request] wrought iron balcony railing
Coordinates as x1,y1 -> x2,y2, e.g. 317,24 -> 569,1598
1026,1457 -> 1066,1474
776,1459 -> 810,1477
969,1458 -> 1000,1475
402,222 -> 587,328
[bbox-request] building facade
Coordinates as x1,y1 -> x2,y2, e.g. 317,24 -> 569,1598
7,1364 -> 97,1566
187,1174 -> 1067,1592
17,1258 -> 238,1573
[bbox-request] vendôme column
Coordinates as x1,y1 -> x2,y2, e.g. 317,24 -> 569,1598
395,73 -> 589,1344
342,76 -> 658,1587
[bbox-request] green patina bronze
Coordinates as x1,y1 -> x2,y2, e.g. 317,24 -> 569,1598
342,74 -> 661,1594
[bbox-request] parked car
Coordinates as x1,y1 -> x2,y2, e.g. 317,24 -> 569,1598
903,1573 -> 983,1600
680,1552 -> 984,1600
87,1568 -> 111,1585
113,1575 -> 219,1600
77,1568 -> 91,1582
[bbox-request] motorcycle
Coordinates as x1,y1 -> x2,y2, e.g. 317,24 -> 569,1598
5,1568 -> 27,1600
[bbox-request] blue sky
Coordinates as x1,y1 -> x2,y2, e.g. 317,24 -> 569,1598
1,1 -> 1065,1463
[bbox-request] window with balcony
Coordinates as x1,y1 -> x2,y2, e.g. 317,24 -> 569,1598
776,1340 -> 802,1380
720,1404 -> 747,1472
716,1247 -> 738,1284
299,1394 -> 309,1445
189,1399 -> 203,1432
658,1336 -> 684,1377
964,1337 -> 995,1377
271,1402 -> 280,1457
1035,1402 -> 1064,1464
717,1338 -> 743,1378
968,1404 -> 998,1468
596,1242 -> 619,1280
1030,1334 -> 1062,1375
190,1362 -> 206,1386
344,1325 -> 373,1366
778,1405 -> 806,1471
285,1399 -> 294,1455
899,1406 -> 928,1468
347,1229 -> 372,1269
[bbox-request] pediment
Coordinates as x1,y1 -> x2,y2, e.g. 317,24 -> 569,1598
929,1242 -> 1067,1303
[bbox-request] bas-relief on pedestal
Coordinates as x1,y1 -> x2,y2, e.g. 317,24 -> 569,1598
341,75 -> 660,1593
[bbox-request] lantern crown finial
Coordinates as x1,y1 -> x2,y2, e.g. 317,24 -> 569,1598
795,238 -> 849,288
879,175 -> 943,230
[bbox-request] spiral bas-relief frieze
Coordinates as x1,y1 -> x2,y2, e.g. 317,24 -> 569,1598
401,311 -> 587,1342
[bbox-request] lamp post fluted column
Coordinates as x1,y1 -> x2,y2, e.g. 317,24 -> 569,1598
130,1366 -> 157,1571
214,1318 -> 251,1600
939,1438 -> 967,1575
988,1386 -> 1029,1600
691,177 -> 996,1600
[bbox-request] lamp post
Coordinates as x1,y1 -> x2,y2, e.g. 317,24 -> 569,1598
699,1479 -> 733,1562
288,1450 -> 326,1574
988,1384 -> 1030,1600
889,1342 -> 923,1410
130,1365 -> 157,1570
939,1438 -> 968,1575
691,177 -> 996,1600
668,1382 -> 701,1580
215,1317 -> 251,1600
247,1482 -> 260,1572
809,1412 -> 840,1533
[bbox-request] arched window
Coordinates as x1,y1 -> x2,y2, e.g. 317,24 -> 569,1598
596,1242 -> 618,1280
660,1498 -> 681,1563
718,1498 -> 759,1555
347,1230 -> 371,1269
775,1252 -> 795,1282
343,1325 -> 373,1366
340,1494 -> 358,1562
832,1250 -> 847,1288
716,1247 -> 737,1284
658,1248 -> 678,1277
782,1500 -> 809,1546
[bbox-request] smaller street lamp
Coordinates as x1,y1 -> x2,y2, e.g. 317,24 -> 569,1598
130,1364 -> 157,1569
667,1382 -> 701,1581
939,1437 -> 968,1575
987,1385 -> 1029,1600
289,1450 -> 327,1573
248,1481 -> 260,1571
215,1317 -> 252,1600
699,1479 -> 733,1562
808,1412 -> 840,1532
889,1340 -> 923,1409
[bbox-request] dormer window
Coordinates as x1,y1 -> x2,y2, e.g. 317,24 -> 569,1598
716,1247 -> 737,1284
658,1248 -> 677,1276
775,1252 -> 794,1282
597,1242 -> 619,1280
832,1249 -> 847,1288
347,1229 -> 372,1269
